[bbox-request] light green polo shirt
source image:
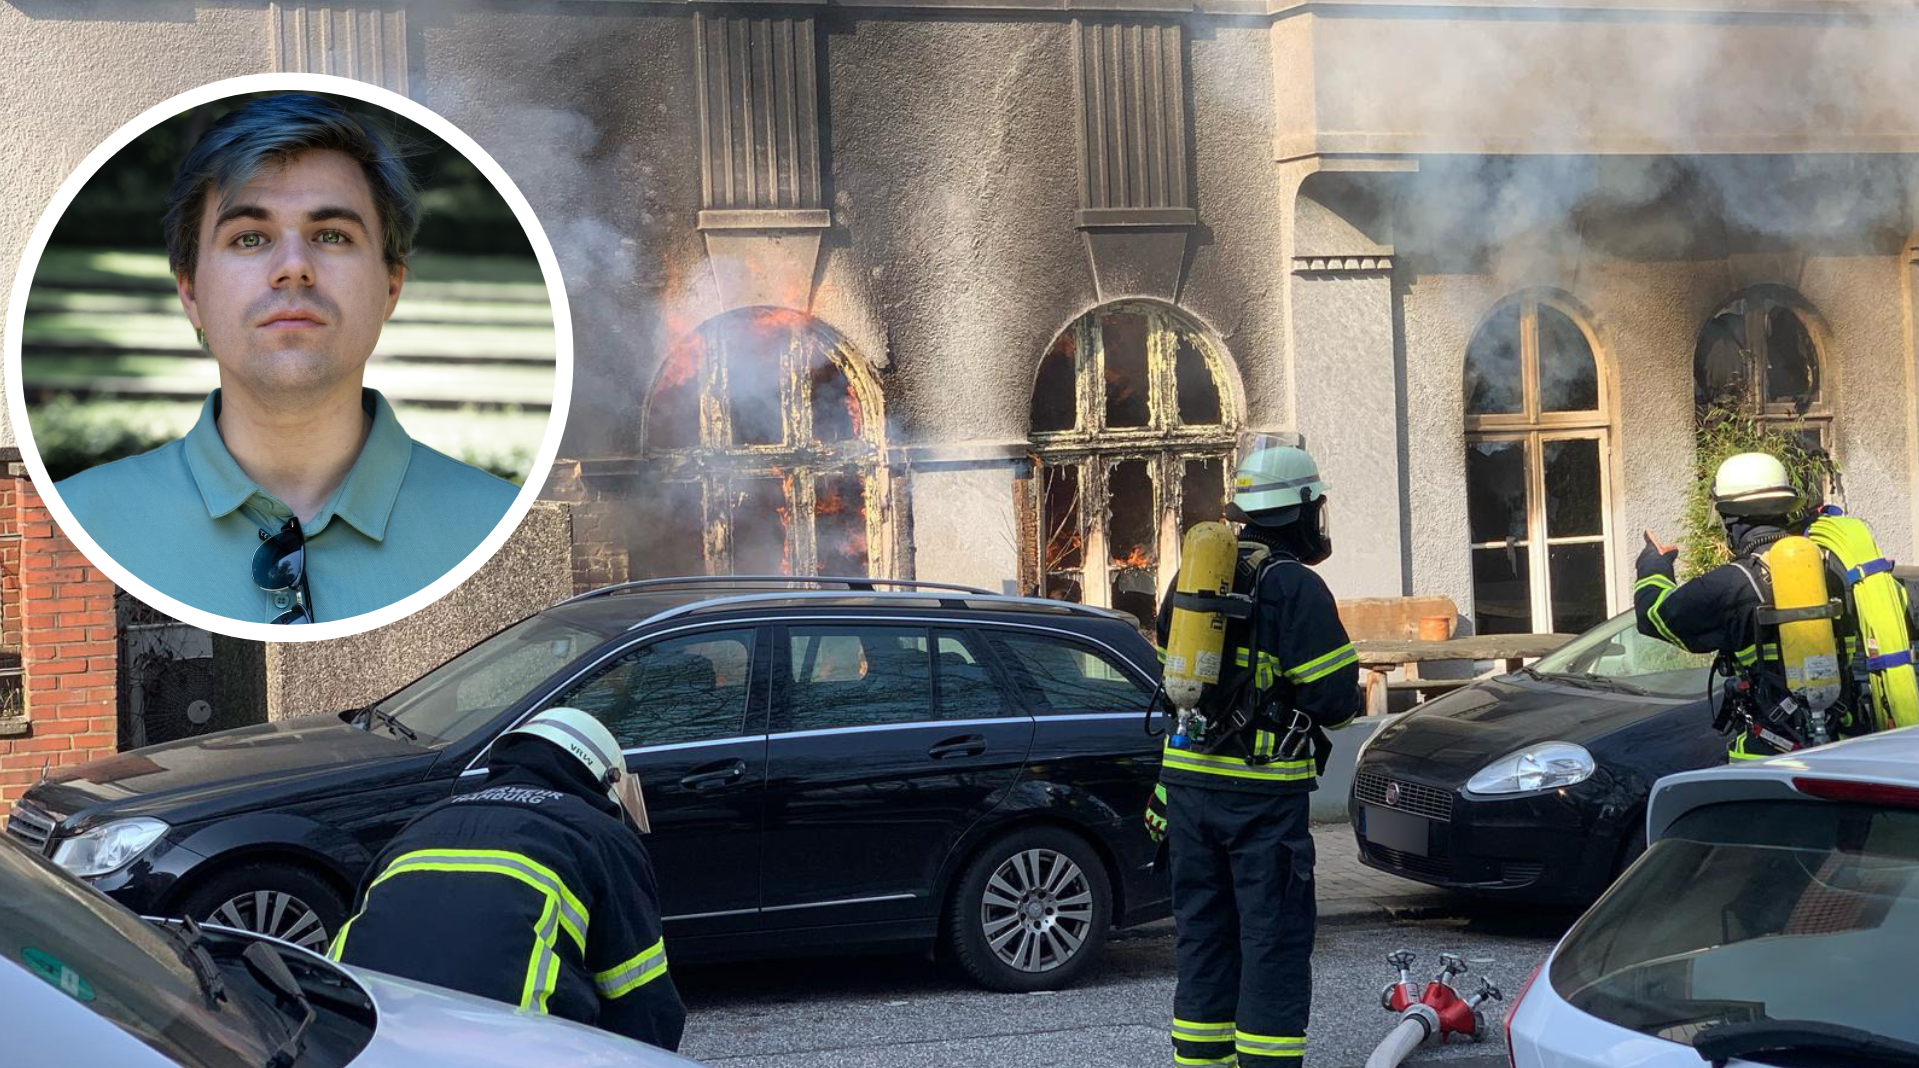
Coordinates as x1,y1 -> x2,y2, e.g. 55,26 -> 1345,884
57,389 -> 520,624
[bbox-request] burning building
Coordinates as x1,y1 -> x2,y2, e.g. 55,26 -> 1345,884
6,1 -> 1919,721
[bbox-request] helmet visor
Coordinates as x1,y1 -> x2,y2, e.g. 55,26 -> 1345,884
611,769 -> 651,834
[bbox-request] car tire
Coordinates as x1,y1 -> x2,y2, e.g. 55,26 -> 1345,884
174,862 -> 347,954
946,826 -> 1112,992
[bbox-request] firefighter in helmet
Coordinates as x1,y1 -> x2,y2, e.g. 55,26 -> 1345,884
330,707 -> 686,1051
1637,451 -> 1915,760
1143,435 -> 1361,1068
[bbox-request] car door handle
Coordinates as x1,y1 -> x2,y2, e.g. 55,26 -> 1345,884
928,734 -> 987,760
680,760 -> 748,792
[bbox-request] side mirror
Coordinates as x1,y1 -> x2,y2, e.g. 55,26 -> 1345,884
1596,642 -> 1627,659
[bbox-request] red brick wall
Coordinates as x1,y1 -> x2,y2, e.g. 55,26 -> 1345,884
0,466 -> 118,818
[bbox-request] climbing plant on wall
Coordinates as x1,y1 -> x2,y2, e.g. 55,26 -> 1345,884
1681,406 -> 1840,579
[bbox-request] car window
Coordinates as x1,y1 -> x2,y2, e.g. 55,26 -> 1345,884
991,632 -> 1151,714
934,629 -> 1013,719
376,616 -> 609,745
1529,610 -> 1712,697
1551,799 -> 1919,1047
550,629 -> 757,749
786,625 -> 934,731
0,839 -> 280,1068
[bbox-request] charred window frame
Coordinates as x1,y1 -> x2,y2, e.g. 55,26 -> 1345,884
1464,293 -> 1616,637
1026,303 -> 1239,628
643,308 -> 887,577
1693,288 -> 1832,455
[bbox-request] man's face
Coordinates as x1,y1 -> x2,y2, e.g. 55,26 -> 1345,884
178,149 -> 403,400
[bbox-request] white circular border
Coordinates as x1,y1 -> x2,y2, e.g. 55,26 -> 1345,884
3,72 -> 575,642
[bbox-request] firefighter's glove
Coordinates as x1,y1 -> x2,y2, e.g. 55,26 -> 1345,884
1144,783 -> 1168,843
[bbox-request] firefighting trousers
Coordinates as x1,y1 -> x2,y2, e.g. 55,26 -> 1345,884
1166,783 -> 1315,1067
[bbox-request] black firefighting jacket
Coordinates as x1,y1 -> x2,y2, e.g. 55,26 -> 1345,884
329,737 -> 686,1051
1155,540 -> 1361,794
1633,524 -> 1789,682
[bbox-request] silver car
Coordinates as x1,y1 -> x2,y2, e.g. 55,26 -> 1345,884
0,833 -> 703,1067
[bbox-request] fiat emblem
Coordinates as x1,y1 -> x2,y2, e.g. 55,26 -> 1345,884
1384,781 -> 1402,806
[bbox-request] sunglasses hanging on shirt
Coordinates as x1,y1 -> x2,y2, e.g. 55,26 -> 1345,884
253,516 -> 314,625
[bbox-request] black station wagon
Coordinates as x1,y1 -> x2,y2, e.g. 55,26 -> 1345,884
6,578 -> 1172,990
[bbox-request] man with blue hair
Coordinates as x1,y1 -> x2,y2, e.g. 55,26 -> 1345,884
57,93 -> 517,625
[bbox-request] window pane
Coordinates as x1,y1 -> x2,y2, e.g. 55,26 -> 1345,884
1102,311 -> 1151,428
814,470 -> 869,577
1040,463 -> 1083,595
1109,460 -> 1155,571
559,630 -> 756,749
721,315 -> 788,446
991,633 -> 1150,715
935,630 -> 1010,719
1179,457 -> 1226,531
1467,440 -> 1528,544
1543,439 -> 1602,538
787,626 -> 932,730
1174,333 -> 1222,425
1694,309 -> 1749,412
731,478 -> 791,574
1548,544 -> 1607,636
1762,305 -> 1819,409
646,481 -> 708,578
1031,331 -> 1078,433
1464,303 -> 1523,416
646,341 -> 703,450
807,347 -> 863,444
1472,546 -> 1533,635
1537,305 -> 1599,412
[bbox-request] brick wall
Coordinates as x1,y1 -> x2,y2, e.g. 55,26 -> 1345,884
0,462 -> 118,818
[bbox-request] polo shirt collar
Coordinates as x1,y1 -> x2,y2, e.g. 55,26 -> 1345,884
182,388 -> 415,542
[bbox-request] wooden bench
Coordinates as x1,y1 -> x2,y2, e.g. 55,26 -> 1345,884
1336,596 -> 1462,715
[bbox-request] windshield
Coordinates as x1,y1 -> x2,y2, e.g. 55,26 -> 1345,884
0,837 -> 276,1068
1551,799 -> 1919,1056
372,614 -> 609,746
1527,610 -> 1712,697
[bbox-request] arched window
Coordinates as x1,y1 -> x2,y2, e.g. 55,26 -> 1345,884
1464,294 -> 1613,636
1694,288 -> 1829,451
1026,303 -> 1239,626
643,308 -> 885,577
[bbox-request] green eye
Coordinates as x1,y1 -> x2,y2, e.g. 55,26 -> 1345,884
317,230 -> 347,245
236,233 -> 264,249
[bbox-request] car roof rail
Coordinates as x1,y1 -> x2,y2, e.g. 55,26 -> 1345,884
556,574 -> 994,606
628,589 -> 1134,629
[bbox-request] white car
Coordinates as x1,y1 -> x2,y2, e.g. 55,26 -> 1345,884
0,833 -> 702,1067
1506,727 -> 1919,1067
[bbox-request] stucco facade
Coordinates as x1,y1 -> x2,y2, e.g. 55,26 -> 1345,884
4,0 -> 1919,714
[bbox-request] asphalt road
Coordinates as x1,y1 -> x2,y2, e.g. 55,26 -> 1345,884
675,901 -> 1580,1068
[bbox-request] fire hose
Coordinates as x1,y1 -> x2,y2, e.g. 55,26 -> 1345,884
1364,950 -> 1503,1068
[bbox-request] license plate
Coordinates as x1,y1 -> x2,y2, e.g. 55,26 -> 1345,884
1363,804 -> 1431,856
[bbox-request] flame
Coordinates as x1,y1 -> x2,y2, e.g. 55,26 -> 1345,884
1112,545 -> 1153,570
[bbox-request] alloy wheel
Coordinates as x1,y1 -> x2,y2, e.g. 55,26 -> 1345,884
979,847 -> 1095,973
206,890 -> 331,951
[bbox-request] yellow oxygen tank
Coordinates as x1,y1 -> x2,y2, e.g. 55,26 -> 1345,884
1809,514 -> 1919,731
1768,536 -> 1843,717
1163,522 -> 1238,728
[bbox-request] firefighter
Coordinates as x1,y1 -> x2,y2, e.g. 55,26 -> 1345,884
1144,437 -> 1361,1068
1636,451 -> 1912,760
329,708 -> 686,1051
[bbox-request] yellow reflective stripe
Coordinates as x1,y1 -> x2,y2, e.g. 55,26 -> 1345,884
1175,1056 -> 1236,1066
1153,783 -> 1168,803
1164,745 -> 1315,782
1288,644 -> 1358,684
1634,574 -> 1676,593
1171,1019 -> 1237,1042
1645,587 -> 1684,648
519,895 -> 563,1012
1156,646 -> 1168,663
1236,1031 -> 1307,1057
373,849 -> 589,950
595,938 -> 670,999
1734,645 -> 1759,666
1232,647 -> 1283,687
326,915 -> 358,961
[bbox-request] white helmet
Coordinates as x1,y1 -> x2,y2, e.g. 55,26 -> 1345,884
505,708 -> 649,832
1232,436 -> 1328,522
1712,452 -> 1800,517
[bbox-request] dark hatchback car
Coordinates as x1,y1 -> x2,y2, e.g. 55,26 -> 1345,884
6,578 -> 1171,991
1350,610 -> 1727,903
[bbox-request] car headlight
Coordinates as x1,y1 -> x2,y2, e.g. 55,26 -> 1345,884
1465,742 -> 1595,796
51,817 -> 169,878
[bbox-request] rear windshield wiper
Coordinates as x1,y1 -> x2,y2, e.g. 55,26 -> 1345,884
1695,1019 -> 1919,1067
355,705 -> 417,743
241,941 -> 316,1068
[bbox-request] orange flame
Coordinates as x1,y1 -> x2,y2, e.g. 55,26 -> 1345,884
1112,545 -> 1152,570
